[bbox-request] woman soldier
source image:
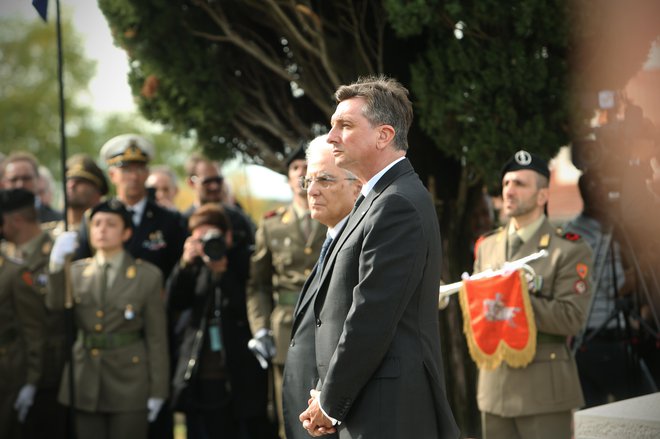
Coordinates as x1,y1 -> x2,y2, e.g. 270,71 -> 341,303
47,199 -> 169,439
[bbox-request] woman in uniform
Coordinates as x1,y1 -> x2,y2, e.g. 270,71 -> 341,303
48,199 -> 169,439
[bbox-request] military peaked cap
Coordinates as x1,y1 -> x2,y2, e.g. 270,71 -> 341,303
100,134 -> 154,167
67,154 -> 109,195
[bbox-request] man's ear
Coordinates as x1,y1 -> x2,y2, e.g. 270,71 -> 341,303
376,125 -> 396,150
537,187 -> 549,207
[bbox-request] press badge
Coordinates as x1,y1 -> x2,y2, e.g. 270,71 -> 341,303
208,318 -> 223,352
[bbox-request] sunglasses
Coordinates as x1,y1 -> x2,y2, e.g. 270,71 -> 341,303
192,175 -> 224,186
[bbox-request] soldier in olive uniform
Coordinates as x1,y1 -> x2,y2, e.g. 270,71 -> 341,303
48,199 -> 169,439
247,146 -> 326,437
0,209 -> 46,439
0,188 -> 68,437
47,153 -> 109,237
473,151 -> 593,439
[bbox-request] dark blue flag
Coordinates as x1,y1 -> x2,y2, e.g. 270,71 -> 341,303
32,0 -> 48,22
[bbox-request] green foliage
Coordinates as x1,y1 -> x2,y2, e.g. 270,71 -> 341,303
0,14 -> 96,173
392,0 -> 573,187
0,13 -> 195,184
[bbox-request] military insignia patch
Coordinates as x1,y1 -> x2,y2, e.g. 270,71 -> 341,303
21,271 -> 33,287
127,266 -> 136,279
142,230 -> 166,251
83,265 -> 94,277
576,263 -> 588,279
574,279 -> 587,294
562,232 -> 581,241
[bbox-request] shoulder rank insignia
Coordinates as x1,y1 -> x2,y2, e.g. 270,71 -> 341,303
42,241 -> 52,255
538,233 -> 550,249
126,265 -> 137,279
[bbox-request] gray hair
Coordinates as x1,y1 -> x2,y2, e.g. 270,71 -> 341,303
306,135 -> 357,180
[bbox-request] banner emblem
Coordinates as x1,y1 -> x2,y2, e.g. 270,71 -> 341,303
459,269 -> 537,369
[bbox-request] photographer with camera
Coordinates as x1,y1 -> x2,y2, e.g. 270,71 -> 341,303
167,204 -> 269,438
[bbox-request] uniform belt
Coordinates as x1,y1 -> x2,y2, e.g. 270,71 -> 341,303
81,330 -> 142,349
537,332 -> 566,344
0,327 -> 18,346
276,290 -> 300,306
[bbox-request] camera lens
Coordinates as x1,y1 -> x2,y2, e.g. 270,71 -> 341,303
202,230 -> 227,261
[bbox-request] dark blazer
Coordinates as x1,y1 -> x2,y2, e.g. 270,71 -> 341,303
283,264 -> 338,439
312,159 -> 459,438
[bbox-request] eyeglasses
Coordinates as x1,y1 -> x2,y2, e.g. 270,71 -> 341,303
191,175 -> 224,186
299,175 -> 356,190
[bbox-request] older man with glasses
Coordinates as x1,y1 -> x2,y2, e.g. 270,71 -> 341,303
281,134 -> 361,439
246,143 -> 327,438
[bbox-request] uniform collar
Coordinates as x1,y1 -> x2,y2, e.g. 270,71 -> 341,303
508,214 -> 545,244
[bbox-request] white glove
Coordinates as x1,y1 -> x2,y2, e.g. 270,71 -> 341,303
147,397 -> 164,422
248,330 -> 276,369
14,384 -> 36,423
50,231 -> 79,267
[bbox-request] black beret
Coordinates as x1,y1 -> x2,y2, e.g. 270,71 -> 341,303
0,188 -> 36,214
89,198 -> 133,229
285,142 -> 307,168
67,154 -> 109,195
500,150 -> 550,181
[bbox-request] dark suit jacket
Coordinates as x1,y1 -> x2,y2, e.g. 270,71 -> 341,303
312,159 -> 459,438
283,264 -> 337,439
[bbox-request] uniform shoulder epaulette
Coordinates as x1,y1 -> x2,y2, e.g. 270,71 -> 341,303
480,226 -> 503,240
474,227 -> 503,255
556,228 -> 582,242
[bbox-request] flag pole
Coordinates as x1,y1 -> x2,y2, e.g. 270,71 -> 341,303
54,0 -> 76,437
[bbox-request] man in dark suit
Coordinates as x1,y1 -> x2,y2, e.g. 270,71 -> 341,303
282,135 -> 361,439
300,76 -> 459,438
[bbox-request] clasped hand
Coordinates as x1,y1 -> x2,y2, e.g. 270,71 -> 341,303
299,389 -> 337,437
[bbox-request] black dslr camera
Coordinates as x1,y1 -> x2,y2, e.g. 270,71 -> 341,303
201,230 -> 227,261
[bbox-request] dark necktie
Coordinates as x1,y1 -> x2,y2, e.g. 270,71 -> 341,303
318,235 -> 333,267
99,262 -> 110,305
127,208 -> 138,227
507,235 -> 524,260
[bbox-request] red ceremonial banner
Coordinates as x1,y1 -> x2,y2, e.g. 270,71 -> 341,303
459,269 -> 537,369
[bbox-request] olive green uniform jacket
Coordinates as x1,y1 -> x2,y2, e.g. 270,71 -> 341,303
47,252 -> 169,413
474,217 -> 593,417
21,231 -> 68,390
247,204 -> 326,365
0,253 -> 45,438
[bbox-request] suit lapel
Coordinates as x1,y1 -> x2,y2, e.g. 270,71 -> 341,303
291,263 -> 320,335
314,159 -> 415,305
